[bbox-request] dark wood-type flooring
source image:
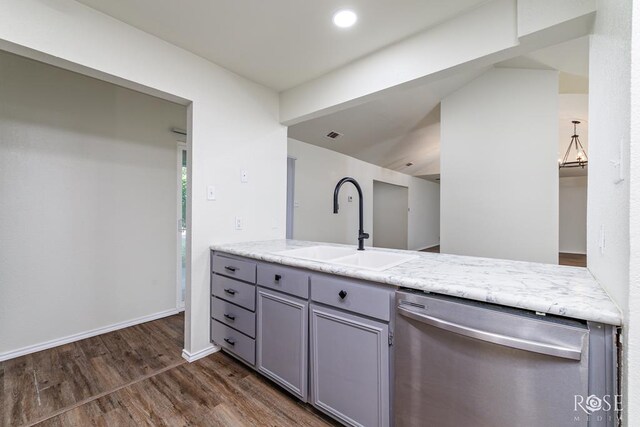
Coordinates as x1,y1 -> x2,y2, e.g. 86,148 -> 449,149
421,245 -> 587,267
558,252 -> 588,267
1,314 -> 334,427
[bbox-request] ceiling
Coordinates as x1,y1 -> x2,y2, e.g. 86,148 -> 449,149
497,36 -> 589,94
288,67 -> 488,177
289,36 -> 590,180
74,0 -> 488,91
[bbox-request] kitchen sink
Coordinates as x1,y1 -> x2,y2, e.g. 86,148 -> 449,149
275,245 -> 355,261
331,251 -> 418,271
275,245 -> 418,271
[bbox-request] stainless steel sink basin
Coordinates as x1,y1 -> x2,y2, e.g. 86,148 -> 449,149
275,245 -> 418,271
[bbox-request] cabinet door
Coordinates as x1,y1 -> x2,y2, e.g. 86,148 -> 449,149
257,287 -> 308,401
310,304 -> 390,427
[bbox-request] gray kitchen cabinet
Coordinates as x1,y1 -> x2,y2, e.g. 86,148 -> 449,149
310,303 -> 390,427
210,251 -> 257,367
256,287 -> 309,401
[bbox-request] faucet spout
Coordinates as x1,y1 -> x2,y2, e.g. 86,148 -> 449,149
333,177 -> 369,250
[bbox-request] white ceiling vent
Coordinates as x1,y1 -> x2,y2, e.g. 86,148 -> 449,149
325,131 -> 343,140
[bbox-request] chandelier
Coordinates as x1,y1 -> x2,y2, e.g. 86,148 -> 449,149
559,120 -> 588,169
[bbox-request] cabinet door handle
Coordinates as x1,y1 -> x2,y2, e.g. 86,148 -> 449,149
223,313 -> 235,321
224,288 -> 237,295
224,266 -> 237,272
223,338 -> 235,346
339,290 -> 348,300
275,274 -> 282,282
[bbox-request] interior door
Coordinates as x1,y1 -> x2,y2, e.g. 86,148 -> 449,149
373,180 -> 408,249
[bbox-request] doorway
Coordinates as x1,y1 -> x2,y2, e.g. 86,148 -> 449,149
373,181 -> 409,250
177,143 -> 187,310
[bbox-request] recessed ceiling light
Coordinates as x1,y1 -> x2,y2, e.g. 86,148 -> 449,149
333,10 -> 357,28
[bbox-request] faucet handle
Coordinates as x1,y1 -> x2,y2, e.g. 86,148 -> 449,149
360,232 -> 370,239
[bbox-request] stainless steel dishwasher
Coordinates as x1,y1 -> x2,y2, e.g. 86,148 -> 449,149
394,290 -> 617,427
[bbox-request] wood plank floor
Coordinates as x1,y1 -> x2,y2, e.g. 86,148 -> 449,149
1,314 -> 335,427
421,246 -> 587,267
558,252 -> 588,267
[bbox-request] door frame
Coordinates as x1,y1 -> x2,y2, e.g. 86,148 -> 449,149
176,142 -> 187,311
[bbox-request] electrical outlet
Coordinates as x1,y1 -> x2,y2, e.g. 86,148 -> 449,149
235,216 -> 243,230
207,185 -> 216,201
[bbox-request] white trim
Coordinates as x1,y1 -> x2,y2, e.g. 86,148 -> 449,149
176,143 -> 187,311
0,308 -> 180,362
182,344 -> 220,363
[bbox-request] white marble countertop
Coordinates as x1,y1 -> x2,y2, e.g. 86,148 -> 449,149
210,240 -> 622,326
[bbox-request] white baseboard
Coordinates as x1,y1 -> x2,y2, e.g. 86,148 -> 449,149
182,345 -> 220,363
0,307 -> 181,362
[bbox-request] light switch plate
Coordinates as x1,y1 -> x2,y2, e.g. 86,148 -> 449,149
207,185 -> 216,201
241,170 -> 248,183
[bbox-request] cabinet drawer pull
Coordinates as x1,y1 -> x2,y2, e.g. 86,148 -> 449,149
224,266 -> 237,272
275,274 -> 282,282
224,288 -> 237,295
339,290 -> 348,300
223,338 -> 235,346
223,313 -> 236,321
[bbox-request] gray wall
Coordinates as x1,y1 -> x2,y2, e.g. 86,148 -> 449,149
0,51 -> 186,357
373,181 -> 409,249
559,176 -> 587,254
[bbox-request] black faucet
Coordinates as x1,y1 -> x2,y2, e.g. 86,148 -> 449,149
333,177 -> 369,250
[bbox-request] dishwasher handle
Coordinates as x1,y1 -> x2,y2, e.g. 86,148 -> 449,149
398,305 -> 582,361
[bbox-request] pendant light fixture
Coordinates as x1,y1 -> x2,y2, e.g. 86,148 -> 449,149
559,120 -> 588,169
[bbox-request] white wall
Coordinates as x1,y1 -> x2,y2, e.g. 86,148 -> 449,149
629,0 -> 640,421
516,0 -> 595,37
559,177 -> 588,254
0,51 -> 185,356
588,0 -> 634,422
288,138 -> 440,251
0,0 -> 286,358
440,67 -> 559,264
373,181 -> 409,250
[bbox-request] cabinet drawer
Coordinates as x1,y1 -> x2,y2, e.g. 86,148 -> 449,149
212,253 -> 256,283
211,319 -> 255,366
311,274 -> 393,321
257,262 -> 309,299
211,297 -> 256,338
212,274 -> 256,311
